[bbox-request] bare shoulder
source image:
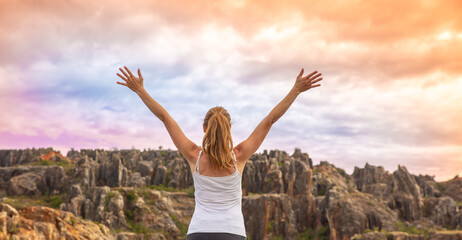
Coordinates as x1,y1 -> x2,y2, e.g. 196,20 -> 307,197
233,145 -> 248,166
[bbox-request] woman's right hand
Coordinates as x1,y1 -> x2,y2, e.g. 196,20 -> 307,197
292,68 -> 323,94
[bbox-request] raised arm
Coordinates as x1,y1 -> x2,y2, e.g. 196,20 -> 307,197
233,68 -> 323,164
116,66 -> 200,163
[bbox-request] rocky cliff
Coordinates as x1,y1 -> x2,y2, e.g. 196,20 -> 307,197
0,147 -> 461,240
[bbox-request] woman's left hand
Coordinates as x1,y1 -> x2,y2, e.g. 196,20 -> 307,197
116,66 -> 144,93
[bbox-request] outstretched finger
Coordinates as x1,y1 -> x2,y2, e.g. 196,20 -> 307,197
124,66 -> 135,77
309,73 -> 322,80
116,81 -> 128,86
119,68 -> 130,78
297,68 -> 304,78
117,73 -> 127,81
304,71 -> 318,80
138,68 -> 143,79
311,78 -> 323,84
311,84 -> 321,88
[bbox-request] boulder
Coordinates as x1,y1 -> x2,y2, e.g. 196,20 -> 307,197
151,166 -> 167,186
414,174 -> 442,198
98,153 -> 129,187
60,186 -> 127,229
320,186 -> 398,240
242,193 -> 297,240
4,166 -> 68,196
430,197 -> 458,228
442,176 -> 462,202
291,148 -> 313,169
136,161 -> 153,177
128,172 -> 147,187
166,158 -> 192,189
388,165 -> 423,221
264,158 -> 284,193
352,163 -> 392,200
7,172 -> 46,196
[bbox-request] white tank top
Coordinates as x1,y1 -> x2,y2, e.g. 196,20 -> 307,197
187,150 -> 247,237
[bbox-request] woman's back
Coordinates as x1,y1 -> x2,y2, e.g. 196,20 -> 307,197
186,150 -> 247,238
193,149 -> 244,177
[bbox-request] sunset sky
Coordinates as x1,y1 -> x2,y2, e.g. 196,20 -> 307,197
0,0 -> 461,181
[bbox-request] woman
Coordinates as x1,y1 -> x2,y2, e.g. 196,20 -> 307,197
116,66 -> 323,239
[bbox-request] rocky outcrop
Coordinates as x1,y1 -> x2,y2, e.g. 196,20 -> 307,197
414,174 -> 443,198
312,161 -> 353,197
60,185 -> 127,229
242,193 -> 298,240
0,148 -> 60,167
242,156 -> 284,194
352,163 -> 426,222
137,161 -> 153,177
388,165 -> 423,221
352,162 -> 392,200
59,185 -> 195,238
442,176 -> 462,203
0,203 -> 113,239
319,186 -> 399,240
1,147 -> 462,240
431,197 -> 458,228
453,212 -> 462,229
98,153 -> 130,187
0,165 -> 68,196
151,165 -> 168,185
166,158 -> 193,189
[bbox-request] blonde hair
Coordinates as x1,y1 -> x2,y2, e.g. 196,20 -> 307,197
202,106 -> 234,170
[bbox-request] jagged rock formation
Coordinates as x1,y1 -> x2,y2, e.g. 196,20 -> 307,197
0,166 -> 69,196
0,147 -> 461,240
0,203 -> 112,239
442,176 -> 462,203
415,174 -> 443,198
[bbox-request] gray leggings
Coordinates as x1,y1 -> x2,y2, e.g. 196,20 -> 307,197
186,232 -> 247,240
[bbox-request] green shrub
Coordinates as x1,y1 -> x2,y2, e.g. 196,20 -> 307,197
124,209 -> 134,221
108,191 -> 115,198
149,184 -> 179,192
394,221 -> 428,236
186,186 -> 195,198
171,215 -> 188,236
269,235 -> 283,240
366,201 -> 375,206
267,220 -> 274,232
336,168 -> 346,176
31,159 -> 76,175
126,191 -> 137,202
165,168 -> 172,184
39,160 -> 53,166
318,185 -> 326,196
48,195 -> 64,209
131,223 -> 149,234
297,226 -> 329,240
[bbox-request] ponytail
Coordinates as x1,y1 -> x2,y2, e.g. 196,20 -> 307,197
202,106 -> 234,170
